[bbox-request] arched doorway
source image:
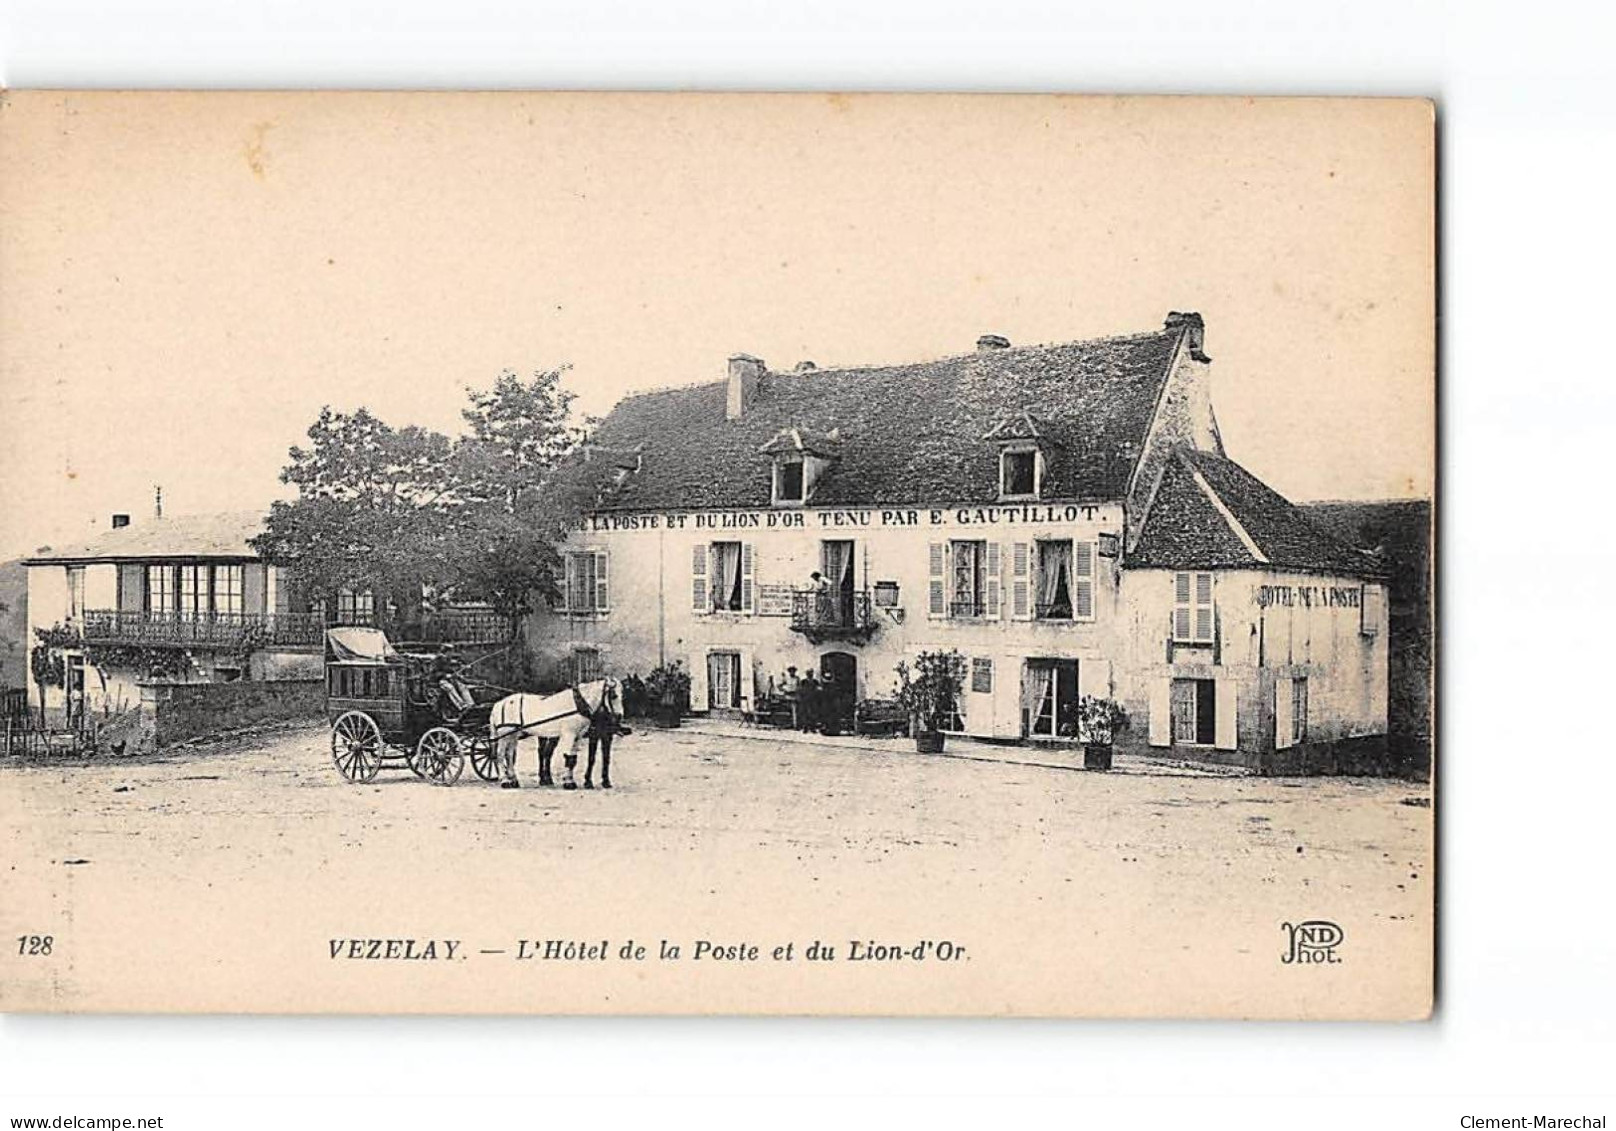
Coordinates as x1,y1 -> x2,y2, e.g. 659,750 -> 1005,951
819,651 -> 857,734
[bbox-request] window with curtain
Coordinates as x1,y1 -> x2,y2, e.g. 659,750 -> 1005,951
711,542 -> 743,611
949,540 -> 985,617
1036,540 -> 1073,619
66,567 -> 86,621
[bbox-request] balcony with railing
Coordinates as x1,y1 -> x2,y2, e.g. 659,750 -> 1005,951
789,589 -> 877,645
80,609 -> 325,650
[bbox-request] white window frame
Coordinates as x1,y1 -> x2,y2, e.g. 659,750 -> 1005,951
772,457 -> 806,506
66,566 -> 86,622
1172,571 -> 1215,644
998,444 -> 1042,500
1033,539 -> 1097,623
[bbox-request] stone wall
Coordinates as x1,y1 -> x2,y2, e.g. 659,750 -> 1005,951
140,678 -> 323,748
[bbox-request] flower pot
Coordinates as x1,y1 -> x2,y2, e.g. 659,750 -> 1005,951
1083,742 -> 1113,771
914,730 -> 945,754
655,706 -> 682,729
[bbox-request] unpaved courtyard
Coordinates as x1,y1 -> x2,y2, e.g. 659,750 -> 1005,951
1,722 -> 1432,1016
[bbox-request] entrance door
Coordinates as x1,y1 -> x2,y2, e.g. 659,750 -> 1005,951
819,651 -> 857,732
708,651 -> 741,711
1026,659 -> 1080,737
1170,678 -> 1216,746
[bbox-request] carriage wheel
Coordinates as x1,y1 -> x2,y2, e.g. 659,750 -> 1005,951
469,737 -> 502,782
331,711 -> 383,784
413,726 -> 465,787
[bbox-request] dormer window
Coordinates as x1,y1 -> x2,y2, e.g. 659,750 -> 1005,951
1000,446 -> 1041,499
760,426 -> 841,507
983,412 -> 1048,501
774,458 -> 806,505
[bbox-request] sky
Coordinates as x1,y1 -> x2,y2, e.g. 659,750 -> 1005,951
0,93 -> 1433,560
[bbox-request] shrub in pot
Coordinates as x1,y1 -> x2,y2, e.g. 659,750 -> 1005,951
645,661 -> 692,728
1076,695 -> 1129,771
893,650 -> 966,754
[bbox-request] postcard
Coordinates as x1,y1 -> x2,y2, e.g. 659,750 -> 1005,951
0,92 -> 1434,1016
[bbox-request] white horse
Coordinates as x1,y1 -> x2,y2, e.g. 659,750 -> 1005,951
489,679 -> 621,790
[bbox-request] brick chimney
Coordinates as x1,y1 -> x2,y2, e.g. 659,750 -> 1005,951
727,354 -> 765,421
976,334 -> 1010,352
1164,311 -> 1210,362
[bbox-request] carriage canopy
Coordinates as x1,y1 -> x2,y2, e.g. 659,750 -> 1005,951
325,626 -> 400,664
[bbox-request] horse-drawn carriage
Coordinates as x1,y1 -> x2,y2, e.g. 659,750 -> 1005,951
325,626 -> 502,785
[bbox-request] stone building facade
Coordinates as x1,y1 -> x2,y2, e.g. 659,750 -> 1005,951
529,313 -> 1390,772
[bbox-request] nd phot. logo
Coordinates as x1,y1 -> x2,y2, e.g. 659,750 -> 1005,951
1281,920 -> 1344,965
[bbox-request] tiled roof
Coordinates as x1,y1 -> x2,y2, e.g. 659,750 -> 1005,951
552,326 -> 1186,512
22,511 -> 268,564
1130,449 -> 1383,577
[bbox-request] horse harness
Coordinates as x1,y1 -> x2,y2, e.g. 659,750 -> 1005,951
490,686 -> 605,743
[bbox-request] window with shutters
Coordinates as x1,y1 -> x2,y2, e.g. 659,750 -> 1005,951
949,540 -> 986,617
562,551 -> 610,616
1172,571 -> 1214,644
1034,540 -> 1095,621
66,567 -> 86,622
705,542 -> 748,613
1170,677 -> 1216,745
1360,584 -> 1383,636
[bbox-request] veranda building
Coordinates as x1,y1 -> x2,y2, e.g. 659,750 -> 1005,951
531,313 -> 1390,773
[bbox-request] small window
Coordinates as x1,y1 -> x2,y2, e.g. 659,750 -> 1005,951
709,542 -> 743,612
1001,449 -> 1037,497
574,647 -> 604,683
775,459 -> 805,503
1173,572 -> 1214,644
971,657 -> 994,695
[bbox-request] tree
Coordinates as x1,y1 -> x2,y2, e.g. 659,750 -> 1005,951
254,371 -> 585,647
447,370 -> 587,640
251,407 -> 457,622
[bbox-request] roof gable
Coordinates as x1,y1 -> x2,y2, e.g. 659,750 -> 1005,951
556,327 -> 1184,512
1131,449 -> 1383,577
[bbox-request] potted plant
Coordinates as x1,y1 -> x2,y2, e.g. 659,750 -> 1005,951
1076,695 -> 1129,771
645,661 -> 692,729
893,650 -> 966,754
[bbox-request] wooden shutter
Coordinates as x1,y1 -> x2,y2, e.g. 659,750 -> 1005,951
691,544 -> 708,613
1361,583 -> 1383,636
1011,541 -> 1032,620
1195,573 -> 1214,643
985,542 -> 1002,619
594,551 -> 610,611
1173,572 -> 1191,641
737,647 -> 755,710
1214,677 -> 1238,750
740,543 -> 755,614
688,652 -> 708,712
927,543 -> 946,618
1275,677 -> 1295,751
1072,541 -> 1094,620
1147,677 -> 1171,746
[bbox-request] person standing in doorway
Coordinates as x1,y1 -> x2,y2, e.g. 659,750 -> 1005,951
798,670 -> 821,733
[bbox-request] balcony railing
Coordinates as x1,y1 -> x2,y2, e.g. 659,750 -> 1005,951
80,609 -> 325,650
789,589 -> 877,644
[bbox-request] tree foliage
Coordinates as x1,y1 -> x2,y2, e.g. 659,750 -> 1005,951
252,370 -> 585,639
